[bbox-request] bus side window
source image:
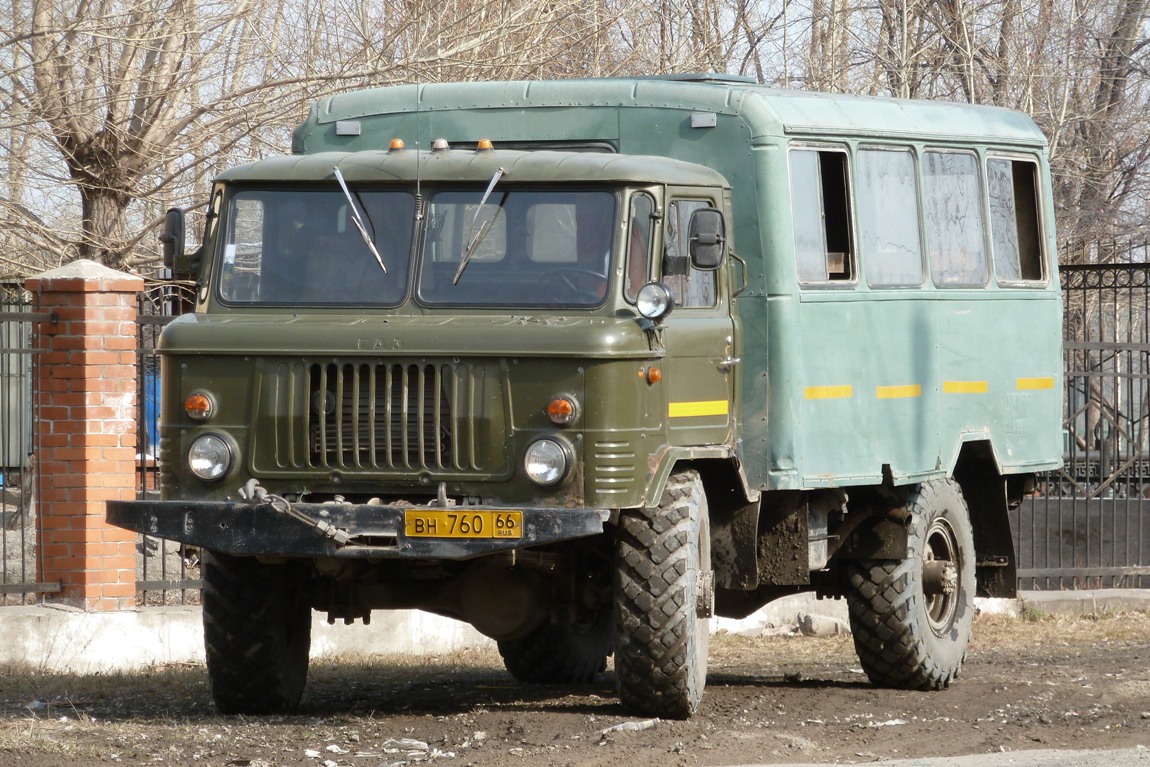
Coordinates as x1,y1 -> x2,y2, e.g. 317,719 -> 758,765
987,157 -> 1044,283
789,148 -> 853,283
923,150 -> 988,287
857,147 -> 924,287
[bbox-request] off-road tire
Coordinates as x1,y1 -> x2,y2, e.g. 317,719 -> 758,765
202,550 -> 312,715
614,469 -> 711,719
845,477 -> 975,690
497,608 -> 612,684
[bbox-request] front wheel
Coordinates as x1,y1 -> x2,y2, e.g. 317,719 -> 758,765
845,477 -> 975,690
614,470 -> 712,719
202,551 -> 313,714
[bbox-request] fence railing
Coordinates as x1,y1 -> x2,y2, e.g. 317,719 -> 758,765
5,261 -> 1150,605
1016,263 -> 1150,589
134,282 -> 201,605
0,286 -> 57,604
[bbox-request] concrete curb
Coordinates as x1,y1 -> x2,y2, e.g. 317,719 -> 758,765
1,590 -> 1147,674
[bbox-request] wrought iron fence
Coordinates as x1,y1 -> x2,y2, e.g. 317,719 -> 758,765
134,281 -> 200,605
126,265 -> 1150,597
0,284 -> 57,604
1016,263 -> 1150,589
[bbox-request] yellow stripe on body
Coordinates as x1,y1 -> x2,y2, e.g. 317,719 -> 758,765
876,384 -> 922,399
804,385 -> 853,400
943,380 -> 988,394
1016,376 -> 1055,391
668,400 -> 730,418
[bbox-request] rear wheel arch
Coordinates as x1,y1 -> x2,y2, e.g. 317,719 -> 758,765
950,440 -> 1020,599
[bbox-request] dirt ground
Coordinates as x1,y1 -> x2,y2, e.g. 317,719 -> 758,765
0,610 -> 1148,767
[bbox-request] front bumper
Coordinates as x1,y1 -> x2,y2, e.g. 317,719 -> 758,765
106,500 -> 610,560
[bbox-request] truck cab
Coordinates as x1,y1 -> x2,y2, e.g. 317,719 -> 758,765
115,144 -> 735,718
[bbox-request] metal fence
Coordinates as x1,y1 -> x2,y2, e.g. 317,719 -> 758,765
3,262 -> 1149,603
1015,263 -> 1150,589
134,281 -> 200,605
125,264 -> 1147,596
0,285 -> 56,605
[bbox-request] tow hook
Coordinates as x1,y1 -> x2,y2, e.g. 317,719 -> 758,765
239,479 -> 351,546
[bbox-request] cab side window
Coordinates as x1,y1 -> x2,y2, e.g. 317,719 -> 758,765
664,199 -> 717,308
626,194 -> 654,302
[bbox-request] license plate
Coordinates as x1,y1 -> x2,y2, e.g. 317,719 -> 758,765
404,510 -> 523,539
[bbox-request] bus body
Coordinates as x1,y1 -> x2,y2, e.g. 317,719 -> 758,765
109,75 -> 1062,718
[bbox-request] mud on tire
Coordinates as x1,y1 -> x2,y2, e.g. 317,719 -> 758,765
845,477 -> 975,690
202,551 -> 312,715
614,469 -> 711,719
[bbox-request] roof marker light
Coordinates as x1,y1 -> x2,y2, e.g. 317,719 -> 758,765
389,138 -> 406,150
432,138 -> 450,151
477,138 -> 494,151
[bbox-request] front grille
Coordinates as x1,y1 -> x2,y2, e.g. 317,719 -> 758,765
308,362 -> 451,470
257,358 -> 507,477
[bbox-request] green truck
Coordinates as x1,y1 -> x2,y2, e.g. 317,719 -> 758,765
109,75 -> 1062,718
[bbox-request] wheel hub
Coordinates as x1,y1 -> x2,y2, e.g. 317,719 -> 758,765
923,560 -> 957,595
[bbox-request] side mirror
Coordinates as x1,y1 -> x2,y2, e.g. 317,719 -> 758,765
688,207 -> 726,270
160,207 -> 185,269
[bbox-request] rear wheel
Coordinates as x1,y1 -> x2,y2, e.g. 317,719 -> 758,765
614,469 -> 712,719
497,607 -> 612,684
202,551 -> 312,714
845,478 -> 975,690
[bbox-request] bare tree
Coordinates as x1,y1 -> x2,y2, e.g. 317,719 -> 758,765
2,0 -> 1149,275
0,0 -> 606,274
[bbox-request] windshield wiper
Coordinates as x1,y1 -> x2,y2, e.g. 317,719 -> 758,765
332,166 -> 387,274
453,167 -> 507,285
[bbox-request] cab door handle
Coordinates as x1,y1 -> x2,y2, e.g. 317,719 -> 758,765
717,356 -> 741,371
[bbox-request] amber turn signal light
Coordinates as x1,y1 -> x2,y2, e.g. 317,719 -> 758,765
184,392 -> 214,421
546,396 -> 578,425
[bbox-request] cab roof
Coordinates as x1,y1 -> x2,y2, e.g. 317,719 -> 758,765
216,147 -> 731,188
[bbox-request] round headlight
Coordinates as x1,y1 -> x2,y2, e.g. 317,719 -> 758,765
636,282 -> 674,321
524,438 -> 570,486
188,434 -> 233,481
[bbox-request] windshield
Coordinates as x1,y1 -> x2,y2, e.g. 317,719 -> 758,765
215,187 -> 616,308
418,189 -> 616,306
217,188 -> 415,305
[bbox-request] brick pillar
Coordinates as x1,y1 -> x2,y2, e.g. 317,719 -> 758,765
26,260 -> 144,611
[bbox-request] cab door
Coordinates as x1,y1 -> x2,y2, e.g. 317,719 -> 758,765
659,190 -> 737,447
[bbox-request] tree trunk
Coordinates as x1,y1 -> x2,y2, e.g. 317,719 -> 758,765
76,176 -> 132,269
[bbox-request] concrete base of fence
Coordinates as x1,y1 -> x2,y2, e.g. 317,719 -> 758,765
0,604 -> 490,674
1,590 -> 1146,674
1018,588 -> 1150,617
